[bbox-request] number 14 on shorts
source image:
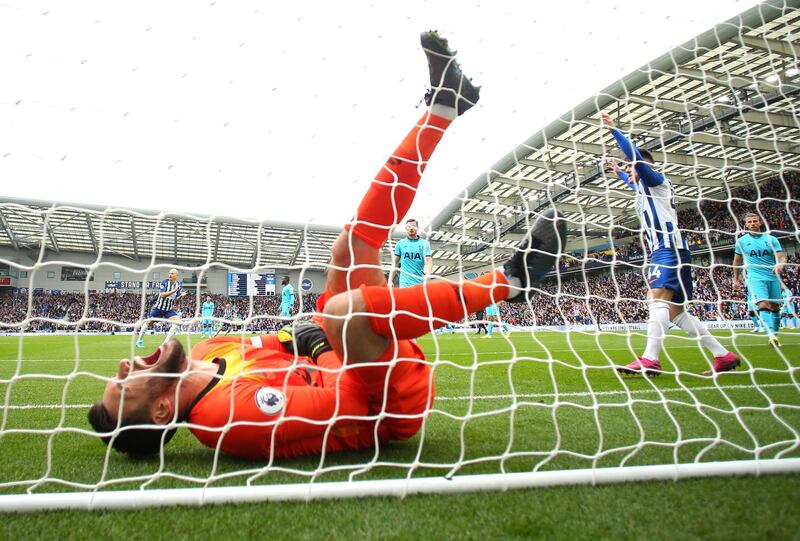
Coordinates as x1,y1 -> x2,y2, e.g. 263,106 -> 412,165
648,265 -> 662,284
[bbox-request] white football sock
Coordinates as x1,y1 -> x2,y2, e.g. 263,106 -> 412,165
671,311 -> 727,357
162,323 -> 179,344
137,324 -> 148,341
642,300 -> 670,361
430,103 -> 457,120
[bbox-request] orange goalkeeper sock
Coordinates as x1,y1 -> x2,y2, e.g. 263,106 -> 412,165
346,112 -> 452,248
360,270 -> 510,339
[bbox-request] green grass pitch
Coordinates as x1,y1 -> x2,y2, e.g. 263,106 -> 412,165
1,330 -> 799,539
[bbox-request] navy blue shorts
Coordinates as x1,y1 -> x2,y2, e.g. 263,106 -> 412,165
149,308 -> 178,320
647,249 -> 693,304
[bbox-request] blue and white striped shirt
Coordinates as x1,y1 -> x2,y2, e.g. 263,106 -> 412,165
611,128 -> 689,253
153,279 -> 182,311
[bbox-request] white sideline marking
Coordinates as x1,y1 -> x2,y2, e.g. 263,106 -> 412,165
3,383 -> 796,410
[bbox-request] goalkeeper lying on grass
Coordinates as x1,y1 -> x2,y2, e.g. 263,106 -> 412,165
87,31 -> 566,459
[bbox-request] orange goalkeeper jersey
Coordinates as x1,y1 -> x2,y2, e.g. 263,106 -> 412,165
187,335 -> 375,460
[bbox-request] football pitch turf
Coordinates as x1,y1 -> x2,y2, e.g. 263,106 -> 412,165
1,330 -> 799,539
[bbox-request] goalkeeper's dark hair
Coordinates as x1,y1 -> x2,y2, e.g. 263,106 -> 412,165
639,149 -> 654,164
87,401 -> 177,458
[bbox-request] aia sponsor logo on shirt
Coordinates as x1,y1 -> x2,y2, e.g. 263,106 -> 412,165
254,387 -> 285,416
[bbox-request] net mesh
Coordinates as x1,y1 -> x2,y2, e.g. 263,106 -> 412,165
1,0 -> 799,508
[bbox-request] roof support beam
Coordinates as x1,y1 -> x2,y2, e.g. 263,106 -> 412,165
554,202 -> 628,217
674,66 -> 761,91
45,218 -> 60,253
85,214 -> 98,253
438,226 -> 492,238
627,93 -> 800,130
623,122 -> 799,155
173,219 -> 179,263
682,130 -> 799,155
129,216 -> 140,260
211,222 -> 222,262
472,192 -> 523,207
736,34 -> 799,58
547,138 -> 784,172
518,159 -> 584,174
568,187 -> 634,201
492,175 -> 560,193
0,208 -> 19,250
103,247 -> 136,261
457,210 -> 504,223
46,212 -> 82,231
250,226 -> 262,268
304,231 -> 335,253
289,230 -> 305,266
739,109 -> 800,129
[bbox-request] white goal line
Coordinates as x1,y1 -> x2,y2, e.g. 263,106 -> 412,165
3,382 -> 796,410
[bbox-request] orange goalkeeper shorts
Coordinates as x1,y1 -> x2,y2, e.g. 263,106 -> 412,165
316,288 -> 435,442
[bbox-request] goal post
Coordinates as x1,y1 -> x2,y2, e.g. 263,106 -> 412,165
1,0 -> 800,513
1,459 -> 798,513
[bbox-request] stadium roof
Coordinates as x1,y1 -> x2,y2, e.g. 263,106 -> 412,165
0,199 -> 346,272
428,0 -> 800,274
1,0 -> 798,276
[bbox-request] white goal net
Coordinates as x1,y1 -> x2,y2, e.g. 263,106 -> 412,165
1,0 -> 799,512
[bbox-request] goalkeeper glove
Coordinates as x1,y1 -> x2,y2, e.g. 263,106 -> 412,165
277,320 -> 333,362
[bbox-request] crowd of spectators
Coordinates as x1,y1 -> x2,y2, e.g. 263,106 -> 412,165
0,291 -> 320,333
557,170 -> 799,273
477,252 -> 798,328
680,170 -> 800,248
1,254 -> 797,332
1,172 -> 797,333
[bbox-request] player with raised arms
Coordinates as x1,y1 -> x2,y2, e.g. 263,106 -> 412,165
732,212 -> 787,348
87,31 -> 566,460
603,113 -> 740,376
135,268 -> 188,348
